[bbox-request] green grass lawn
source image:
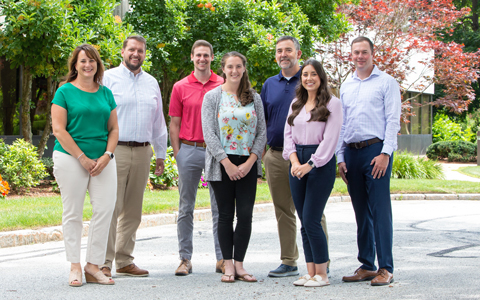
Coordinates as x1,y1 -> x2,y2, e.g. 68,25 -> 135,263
457,166 -> 480,179
1,179 -> 480,232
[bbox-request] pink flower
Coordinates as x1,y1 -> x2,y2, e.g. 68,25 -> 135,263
226,134 -> 233,141
229,142 -> 237,150
223,117 -> 229,124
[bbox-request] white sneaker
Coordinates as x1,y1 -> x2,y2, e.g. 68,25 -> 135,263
304,275 -> 330,287
293,274 -> 311,286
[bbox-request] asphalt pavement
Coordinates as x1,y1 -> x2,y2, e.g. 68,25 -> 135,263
1,199 -> 479,300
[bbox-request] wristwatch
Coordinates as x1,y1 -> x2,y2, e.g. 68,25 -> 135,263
381,152 -> 390,157
105,151 -> 114,160
307,159 -> 315,168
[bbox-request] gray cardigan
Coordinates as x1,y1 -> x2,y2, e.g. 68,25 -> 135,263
201,86 -> 267,181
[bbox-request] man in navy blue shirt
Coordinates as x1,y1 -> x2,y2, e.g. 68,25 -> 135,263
261,36 -> 329,277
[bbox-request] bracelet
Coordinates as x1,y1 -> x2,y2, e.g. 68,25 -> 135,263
77,152 -> 84,159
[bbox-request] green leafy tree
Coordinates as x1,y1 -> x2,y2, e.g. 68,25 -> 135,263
0,0 -> 68,146
0,0 -> 133,157
125,0 -> 349,120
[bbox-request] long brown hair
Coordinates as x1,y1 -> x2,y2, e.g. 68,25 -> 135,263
287,59 -> 332,126
220,51 -> 254,106
62,44 -> 105,85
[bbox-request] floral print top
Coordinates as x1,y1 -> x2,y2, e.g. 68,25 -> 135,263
217,91 -> 257,156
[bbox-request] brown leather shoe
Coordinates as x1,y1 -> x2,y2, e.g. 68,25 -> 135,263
371,268 -> 394,286
116,263 -> 149,277
342,267 -> 378,282
175,259 -> 192,276
100,266 -> 112,278
215,259 -> 225,274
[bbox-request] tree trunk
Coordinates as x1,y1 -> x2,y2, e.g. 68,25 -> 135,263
21,66 -> 33,143
472,0 -> 479,32
37,76 -> 56,158
0,58 -> 18,135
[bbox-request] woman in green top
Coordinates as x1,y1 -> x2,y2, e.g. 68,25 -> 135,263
52,44 -> 119,286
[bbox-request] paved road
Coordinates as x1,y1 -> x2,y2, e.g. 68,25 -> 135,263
1,200 -> 479,300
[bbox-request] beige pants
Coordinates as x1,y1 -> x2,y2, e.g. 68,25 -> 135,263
53,151 -> 117,265
103,145 -> 152,269
264,148 -> 329,267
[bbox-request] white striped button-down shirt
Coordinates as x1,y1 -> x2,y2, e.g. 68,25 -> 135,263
336,66 -> 401,163
103,63 -> 167,159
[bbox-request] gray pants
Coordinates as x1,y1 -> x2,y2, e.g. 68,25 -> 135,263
176,144 -> 222,261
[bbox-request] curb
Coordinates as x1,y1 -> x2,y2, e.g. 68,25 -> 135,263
1,194 -> 479,248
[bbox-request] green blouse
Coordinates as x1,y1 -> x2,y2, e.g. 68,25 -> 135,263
52,83 -> 116,159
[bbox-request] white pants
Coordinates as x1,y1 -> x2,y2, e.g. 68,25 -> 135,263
53,151 -> 117,265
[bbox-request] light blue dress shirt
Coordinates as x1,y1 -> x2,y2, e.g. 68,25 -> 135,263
103,63 -> 167,160
336,66 -> 401,163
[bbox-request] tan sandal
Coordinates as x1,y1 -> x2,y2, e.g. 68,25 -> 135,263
69,270 -> 83,287
84,270 -> 115,285
221,274 -> 235,283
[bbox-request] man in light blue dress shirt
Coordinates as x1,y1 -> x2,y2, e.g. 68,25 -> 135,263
101,35 -> 167,277
336,36 -> 401,286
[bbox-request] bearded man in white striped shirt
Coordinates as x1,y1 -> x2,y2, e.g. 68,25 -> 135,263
100,35 -> 168,277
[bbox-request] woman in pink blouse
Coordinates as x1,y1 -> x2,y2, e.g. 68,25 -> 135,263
283,59 -> 342,287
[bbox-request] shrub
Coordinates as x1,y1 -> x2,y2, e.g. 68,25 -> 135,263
0,139 -> 48,192
41,157 -> 54,179
426,140 -> 477,162
149,146 -> 179,188
432,114 -> 475,143
392,151 -> 444,179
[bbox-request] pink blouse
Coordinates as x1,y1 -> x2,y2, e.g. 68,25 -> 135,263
283,96 -> 343,168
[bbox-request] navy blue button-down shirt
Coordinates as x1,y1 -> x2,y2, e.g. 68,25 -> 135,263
260,69 -> 301,148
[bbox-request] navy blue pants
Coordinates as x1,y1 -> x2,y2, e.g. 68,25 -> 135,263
345,142 -> 394,273
209,155 -> 257,262
289,145 -> 336,264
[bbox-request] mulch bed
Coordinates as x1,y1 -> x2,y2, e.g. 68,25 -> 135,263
6,180 -> 59,199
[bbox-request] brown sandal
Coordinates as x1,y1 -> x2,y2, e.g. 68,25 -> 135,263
235,273 -> 257,282
69,270 -> 83,287
221,274 -> 235,283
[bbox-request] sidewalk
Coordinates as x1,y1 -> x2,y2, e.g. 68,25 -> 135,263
439,162 -> 480,182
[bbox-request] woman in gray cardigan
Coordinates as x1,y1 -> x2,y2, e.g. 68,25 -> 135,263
201,51 -> 266,283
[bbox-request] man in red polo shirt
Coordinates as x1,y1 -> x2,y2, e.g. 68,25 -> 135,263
169,40 -> 224,276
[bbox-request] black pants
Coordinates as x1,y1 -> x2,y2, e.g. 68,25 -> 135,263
209,155 -> 257,262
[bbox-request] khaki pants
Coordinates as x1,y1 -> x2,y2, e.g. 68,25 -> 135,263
264,148 -> 329,267
103,145 -> 152,269
53,151 -> 117,265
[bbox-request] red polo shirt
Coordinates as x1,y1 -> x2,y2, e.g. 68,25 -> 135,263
169,70 -> 223,143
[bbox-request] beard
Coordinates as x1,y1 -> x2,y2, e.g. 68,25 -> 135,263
277,58 -> 295,69
125,57 -> 143,72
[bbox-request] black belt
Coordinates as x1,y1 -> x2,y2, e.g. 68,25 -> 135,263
347,137 -> 382,149
118,141 -> 150,147
270,146 -> 283,152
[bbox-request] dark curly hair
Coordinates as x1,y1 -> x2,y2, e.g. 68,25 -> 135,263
220,51 -> 254,106
287,59 -> 332,126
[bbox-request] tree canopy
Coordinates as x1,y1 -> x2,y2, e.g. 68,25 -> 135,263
318,0 -> 480,123
0,0 -> 133,156
124,0 -> 351,118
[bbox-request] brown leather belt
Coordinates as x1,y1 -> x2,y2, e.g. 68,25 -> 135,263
270,146 -> 283,152
181,139 -> 206,148
118,141 -> 150,147
347,137 -> 382,149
